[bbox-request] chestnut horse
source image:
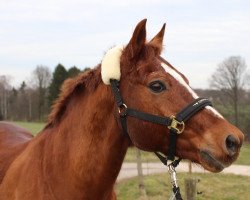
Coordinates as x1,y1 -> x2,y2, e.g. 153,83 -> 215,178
0,19 -> 244,200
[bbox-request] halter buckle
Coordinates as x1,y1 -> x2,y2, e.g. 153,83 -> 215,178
118,103 -> 127,117
168,116 -> 185,134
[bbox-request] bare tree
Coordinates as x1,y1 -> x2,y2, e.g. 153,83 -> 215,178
0,75 -> 11,120
17,81 -> 29,120
210,56 -> 248,126
32,65 -> 51,121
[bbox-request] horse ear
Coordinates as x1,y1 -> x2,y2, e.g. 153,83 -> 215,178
149,23 -> 166,55
124,19 -> 147,60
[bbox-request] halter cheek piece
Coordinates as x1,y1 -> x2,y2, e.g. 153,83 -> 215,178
110,79 -> 213,200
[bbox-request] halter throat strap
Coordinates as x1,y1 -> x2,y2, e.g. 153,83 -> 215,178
110,79 -> 213,163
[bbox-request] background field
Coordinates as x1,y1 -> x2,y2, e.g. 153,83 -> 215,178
116,173 -> 250,200
14,121 -> 45,135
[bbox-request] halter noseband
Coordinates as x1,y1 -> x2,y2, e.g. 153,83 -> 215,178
110,79 -> 212,199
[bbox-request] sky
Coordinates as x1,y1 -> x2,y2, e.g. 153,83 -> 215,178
0,0 -> 249,88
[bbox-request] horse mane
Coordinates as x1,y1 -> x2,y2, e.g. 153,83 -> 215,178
45,65 -> 102,129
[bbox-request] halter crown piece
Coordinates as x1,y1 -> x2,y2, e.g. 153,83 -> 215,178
101,46 -> 212,200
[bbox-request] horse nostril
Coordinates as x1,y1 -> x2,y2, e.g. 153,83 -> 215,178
225,135 -> 238,156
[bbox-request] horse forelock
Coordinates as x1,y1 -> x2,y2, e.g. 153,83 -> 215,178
45,67 -> 102,129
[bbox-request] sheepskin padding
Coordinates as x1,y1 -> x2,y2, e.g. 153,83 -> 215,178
101,45 -> 123,85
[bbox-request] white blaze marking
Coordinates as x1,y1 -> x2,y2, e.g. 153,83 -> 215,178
161,63 -> 198,98
205,106 -> 224,119
161,62 -> 224,119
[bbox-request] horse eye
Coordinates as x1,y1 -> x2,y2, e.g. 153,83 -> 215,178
148,81 -> 166,93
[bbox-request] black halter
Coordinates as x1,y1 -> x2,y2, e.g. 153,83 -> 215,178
110,79 -> 212,160
110,78 -> 212,199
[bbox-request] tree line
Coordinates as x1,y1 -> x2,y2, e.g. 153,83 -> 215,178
0,64 -> 90,122
0,56 -> 249,138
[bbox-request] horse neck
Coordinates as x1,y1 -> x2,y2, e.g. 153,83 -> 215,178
43,82 -> 129,198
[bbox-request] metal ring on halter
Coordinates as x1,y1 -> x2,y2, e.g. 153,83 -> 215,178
168,115 -> 185,134
118,103 -> 127,117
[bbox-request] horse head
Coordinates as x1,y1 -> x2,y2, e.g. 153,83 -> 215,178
102,19 -> 244,172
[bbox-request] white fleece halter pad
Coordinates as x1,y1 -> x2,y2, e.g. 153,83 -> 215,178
101,45 -> 123,85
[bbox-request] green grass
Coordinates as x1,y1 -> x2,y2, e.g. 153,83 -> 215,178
13,121 -> 45,135
116,173 -> 250,200
124,148 -> 158,163
235,143 -> 250,165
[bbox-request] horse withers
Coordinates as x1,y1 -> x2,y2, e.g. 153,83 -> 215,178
0,19 -> 244,200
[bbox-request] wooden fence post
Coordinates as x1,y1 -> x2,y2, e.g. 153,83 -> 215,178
184,177 -> 197,200
136,148 -> 148,200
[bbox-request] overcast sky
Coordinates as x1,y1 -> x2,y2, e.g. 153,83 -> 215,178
0,0 -> 249,88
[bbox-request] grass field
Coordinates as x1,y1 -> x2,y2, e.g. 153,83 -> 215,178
11,121 -> 250,165
116,172 -> 250,200
235,143 -> 250,165
14,121 -> 45,135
